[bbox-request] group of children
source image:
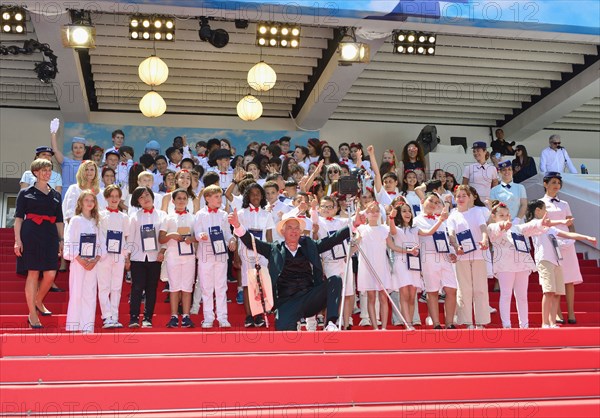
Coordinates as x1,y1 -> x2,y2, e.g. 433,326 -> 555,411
52,125 -> 596,332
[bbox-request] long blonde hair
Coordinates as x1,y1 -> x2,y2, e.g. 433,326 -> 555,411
76,160 -> 99,191
74,189 -> 100,225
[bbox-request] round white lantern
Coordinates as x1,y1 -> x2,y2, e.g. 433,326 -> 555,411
237,95 -> 263,121
247,61 -> 276,92
138,55 -> 169,87
139,91 -> 167,117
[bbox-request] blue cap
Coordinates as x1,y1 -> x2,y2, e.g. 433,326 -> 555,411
35,146 -> 54,156
72,137 -> 87,144
544,171 -> 562,179
472,141 -> 487,150
105,150 -> 120,158
498,160 -> 512,169
145,140 -> 161,151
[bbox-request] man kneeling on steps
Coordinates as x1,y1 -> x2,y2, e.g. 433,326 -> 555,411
229,208 -> 358,331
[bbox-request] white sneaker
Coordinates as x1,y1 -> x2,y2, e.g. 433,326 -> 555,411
190,306 -> 199,315
550,324 -> 561,328
102,318 -> 114,329
324,321 -> 339,332
112,318 -> 123,328
475,325 -> 485,330
202,320 -> 214,329
218,320 -> 231,328
489,306 -> 497,314
348,317 -> 354,326
466,324 -> 476,330
306,316 -> 318,332
425,316 -> 433,326
358,318 -> 372,327
542,324 -> 551,328
141,319 -> 152,328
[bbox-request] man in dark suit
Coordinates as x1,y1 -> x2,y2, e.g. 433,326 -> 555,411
229,209 -> 358,331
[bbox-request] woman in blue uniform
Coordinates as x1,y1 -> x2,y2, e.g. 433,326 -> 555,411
14,159 -> 64,328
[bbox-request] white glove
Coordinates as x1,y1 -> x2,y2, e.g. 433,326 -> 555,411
50,118 -> 60,134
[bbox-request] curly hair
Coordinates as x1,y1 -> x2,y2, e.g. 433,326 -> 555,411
242,182 -> 267,209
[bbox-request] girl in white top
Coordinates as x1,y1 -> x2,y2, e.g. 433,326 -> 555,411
447,185 -> 490,329
125,187 -> 166,328
401,170 -> 423,217
64,190 -> 104,333
487,201 -> 536,329
62,160 -> 107,221
356,201 -> 394,330
517,200 -> 596,328
540,172 -> 583,324
97,185 -> 130,329
462,142 -> 499,203
159,189 -> 197,329
413,193 -> 458,329
161,169 -> 198,214
237,184 -> 275,325
389,201 -> 448,329
263,181 -> 292,242
314,196 -> 354,329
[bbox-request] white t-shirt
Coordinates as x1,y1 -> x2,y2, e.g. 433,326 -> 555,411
462,162 -> 498,201
447,207 -> 487,261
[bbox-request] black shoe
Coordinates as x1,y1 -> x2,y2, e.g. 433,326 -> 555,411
166,316 -> 179,328
254,315 -> 266,328
129,317 -> 140,328
27,316 -> 43,329
446,324 -> 457,329
434,324 -> 443,329
162,283 -> 170,293
556,319 -> 565,324
49,286 -> 65,292
244,315 -> 255,328
36,305 -> 52,316
567,318 -> 577,324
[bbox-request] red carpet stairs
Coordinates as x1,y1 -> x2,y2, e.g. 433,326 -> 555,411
1,228 -> 599,416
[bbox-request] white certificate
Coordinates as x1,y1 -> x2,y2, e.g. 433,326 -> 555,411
81,242 -> 94,257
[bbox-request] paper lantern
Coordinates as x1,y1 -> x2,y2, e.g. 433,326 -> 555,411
237,95 -> 263,121
247,61 -> 276,92
138,55 -> 169,86
139,91 -> 166,117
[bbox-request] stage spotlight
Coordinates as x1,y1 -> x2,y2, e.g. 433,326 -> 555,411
393,30 -> 436,55
0,6 -> 26,34
199,17 -> 229,48
256,22 -> 300,48
62,10 -> 95,49
130,14 -> 175,41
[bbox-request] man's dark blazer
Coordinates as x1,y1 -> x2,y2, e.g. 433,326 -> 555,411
237,226 -> 351,308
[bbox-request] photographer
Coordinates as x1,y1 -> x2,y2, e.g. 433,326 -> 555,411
540,135 -> 577,175
491,129 -> 515,156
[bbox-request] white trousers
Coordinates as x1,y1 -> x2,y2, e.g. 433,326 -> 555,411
66,261 -> 98,332
195,259 -> 228,322
497,271 -> 530,328
96,255 -> 125,321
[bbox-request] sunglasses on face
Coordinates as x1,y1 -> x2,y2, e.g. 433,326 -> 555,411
552,142 -> 561,145
328,169 -> 339,174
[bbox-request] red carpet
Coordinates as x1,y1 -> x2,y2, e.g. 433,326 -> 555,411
1,228 -> 599,416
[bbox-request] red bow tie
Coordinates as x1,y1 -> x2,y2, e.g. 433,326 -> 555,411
425,214 -> 436,220
175,210 -> 187,215
208,207 -> 218,213
107,208 -> 119,213
341,158 -> 348,162
120,162 -> 127,166
326,217 -> 334,221
387,191 -> 397,195
297,215 -> 306,218
220,171 -> 228,175
198,154 -> 205,158
175,164 -> 181,169
143,208 -> 154,214
249,207 -> 259,213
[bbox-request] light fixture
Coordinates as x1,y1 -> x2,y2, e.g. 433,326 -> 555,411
139,90 -> 167,117
247,61 -> 276,92
130,14 -> 174,41
337,28 -> 370,66
62,10 -> 95,49
393,30 -> 436,55
256,22 -> 300,48
138,55 -> 169,86
199,17 -> 229,48
237,95 -> 263,121
1,6 -> 26,34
